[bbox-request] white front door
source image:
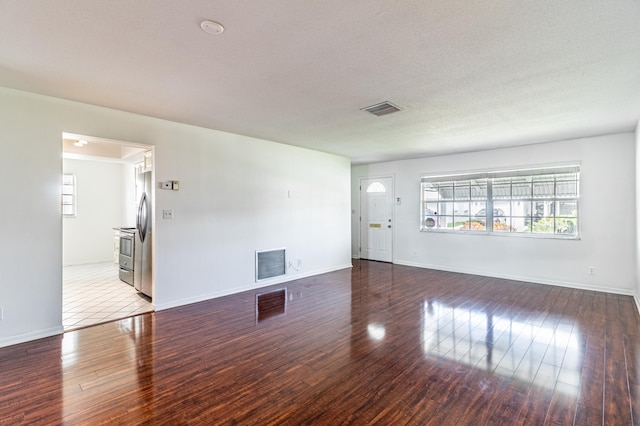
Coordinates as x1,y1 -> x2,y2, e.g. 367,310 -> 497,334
360,177 -> 393,262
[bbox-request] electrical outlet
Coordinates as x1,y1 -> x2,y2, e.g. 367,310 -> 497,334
162,210 -> 173,219
588,266 -> 596,275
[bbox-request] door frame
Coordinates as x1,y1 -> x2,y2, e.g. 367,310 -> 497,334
358,175 -> 395,262
61,133 -> 156,328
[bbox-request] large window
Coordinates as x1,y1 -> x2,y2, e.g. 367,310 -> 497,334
421,166 -> 579,237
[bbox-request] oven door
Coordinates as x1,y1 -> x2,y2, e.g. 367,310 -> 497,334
118,232 -> 135,271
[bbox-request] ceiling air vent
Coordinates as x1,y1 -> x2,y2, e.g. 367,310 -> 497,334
361,101 -> 402,117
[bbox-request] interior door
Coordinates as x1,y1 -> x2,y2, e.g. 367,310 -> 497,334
360,177 -> 393,262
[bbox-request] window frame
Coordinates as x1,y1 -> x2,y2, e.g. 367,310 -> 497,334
62,174 -> 77,217
420,165 -> 580,239
422,177 -> 489,232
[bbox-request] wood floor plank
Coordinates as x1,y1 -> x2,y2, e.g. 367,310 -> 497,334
0,260 -> 637,424
604,294 -> 634,424
575,403 -> 604,426
544,381 -> 580,425
514,385 -> 553,425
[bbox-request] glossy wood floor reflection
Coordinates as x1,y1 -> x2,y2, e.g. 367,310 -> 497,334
1,260 -> 639,425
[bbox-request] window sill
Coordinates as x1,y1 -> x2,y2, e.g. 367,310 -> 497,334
420,228 -> 580,240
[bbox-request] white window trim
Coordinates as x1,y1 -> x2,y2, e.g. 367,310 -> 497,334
62,174 -> 77,217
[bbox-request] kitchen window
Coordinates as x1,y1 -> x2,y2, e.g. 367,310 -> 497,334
62,174 -> 76,217
421,165 -> 580,238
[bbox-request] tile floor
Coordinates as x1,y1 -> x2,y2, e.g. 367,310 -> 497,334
63,262 -> 153,331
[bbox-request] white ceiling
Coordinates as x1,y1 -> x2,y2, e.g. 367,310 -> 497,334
62,133 -> 149,163
1,1 -> 639,164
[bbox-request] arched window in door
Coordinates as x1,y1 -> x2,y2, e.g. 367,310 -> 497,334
366,182 -> 386,193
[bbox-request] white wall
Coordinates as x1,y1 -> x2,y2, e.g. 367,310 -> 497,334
352,133 -> 636,295
62,158 -> 127,265
0,87 -> 352,347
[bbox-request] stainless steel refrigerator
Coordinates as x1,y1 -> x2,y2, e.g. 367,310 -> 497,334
134,170 -> 152,298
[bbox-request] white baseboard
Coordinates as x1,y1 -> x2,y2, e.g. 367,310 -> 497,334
393,259 -> 636,296
0,326 -> 63,349
155,263 -> 353,311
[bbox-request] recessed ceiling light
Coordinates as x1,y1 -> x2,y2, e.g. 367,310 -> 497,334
200,20 -> 224,35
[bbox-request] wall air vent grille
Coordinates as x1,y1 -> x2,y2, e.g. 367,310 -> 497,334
256,248 -> 286,281
362,101 -> 402,116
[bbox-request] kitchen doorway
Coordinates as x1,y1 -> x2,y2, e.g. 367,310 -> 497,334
62,133 -> 154,330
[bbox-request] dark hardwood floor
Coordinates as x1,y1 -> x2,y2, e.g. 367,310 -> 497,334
1,260 -> 639,425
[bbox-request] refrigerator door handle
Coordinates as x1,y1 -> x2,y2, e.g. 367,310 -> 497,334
137,192 -> 147,243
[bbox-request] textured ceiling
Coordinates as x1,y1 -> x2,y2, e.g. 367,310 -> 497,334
1,1 -> 639,164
